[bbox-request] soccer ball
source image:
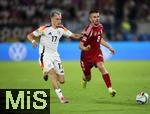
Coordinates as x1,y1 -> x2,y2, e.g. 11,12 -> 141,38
136,92 -> 149,104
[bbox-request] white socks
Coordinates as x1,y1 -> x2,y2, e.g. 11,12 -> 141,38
55,88 -> 63,100
108,87 -> 113,93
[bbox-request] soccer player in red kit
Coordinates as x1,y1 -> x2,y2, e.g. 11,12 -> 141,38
79,10 -> 116,97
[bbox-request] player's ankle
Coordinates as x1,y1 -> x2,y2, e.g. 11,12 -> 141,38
108,87 -> 113,92
60,96 -> 69,103
55,88 -> 64,99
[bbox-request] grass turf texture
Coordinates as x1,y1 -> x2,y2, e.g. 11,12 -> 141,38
0,61 -> 150,114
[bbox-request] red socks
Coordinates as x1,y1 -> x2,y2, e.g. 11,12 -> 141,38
102,73 -> 112,88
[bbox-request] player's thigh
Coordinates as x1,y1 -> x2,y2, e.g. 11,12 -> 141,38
96,62 -> 108,74
96,62 -> 104,68
53,57 -> 65,76
93,52 -> 104,66
80,60 -> 92,80
40,55 -> 55,73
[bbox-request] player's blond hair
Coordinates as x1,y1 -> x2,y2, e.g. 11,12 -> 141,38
50,9 -> 62,18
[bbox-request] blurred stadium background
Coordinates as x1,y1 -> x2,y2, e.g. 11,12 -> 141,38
0,0 -> 150,61
0,0 -> 150,114
0,0 -> 150,42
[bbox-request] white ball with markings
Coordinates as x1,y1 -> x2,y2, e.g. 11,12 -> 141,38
136,92 -> 149,104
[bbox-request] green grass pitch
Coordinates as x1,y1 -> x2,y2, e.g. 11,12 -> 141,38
0,61 -> 150,114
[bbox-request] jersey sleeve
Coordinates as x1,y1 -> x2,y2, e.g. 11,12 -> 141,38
100,24 -> 104,39
32,25 -> 46,37
80,34 -> 88,43
80,28 -> 88,43
80,24 -> 92,43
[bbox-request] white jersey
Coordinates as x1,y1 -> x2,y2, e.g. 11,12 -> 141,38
33,24 -> 73,57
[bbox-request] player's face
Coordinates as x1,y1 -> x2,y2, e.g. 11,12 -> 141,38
89,13 -> 100,25
51,14 -> 62,26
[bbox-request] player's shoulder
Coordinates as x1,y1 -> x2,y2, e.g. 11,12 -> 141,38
38,24 -> 51,31
84,24 -> 93,31
57,24 -> 65,29
82,24 -> 93,35
57,24 -> 66,29
57,24 -> 68,32
99,23 -> 104,29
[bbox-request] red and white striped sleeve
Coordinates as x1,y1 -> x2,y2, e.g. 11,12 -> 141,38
81,24 -> 93,43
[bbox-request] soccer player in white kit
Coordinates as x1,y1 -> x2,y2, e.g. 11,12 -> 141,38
27,10 -> 81,103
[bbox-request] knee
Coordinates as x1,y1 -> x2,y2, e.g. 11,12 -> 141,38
58,75 -> 65,84
86,78 -> 91,82
98,64 -> 105,70
59,80 -> 65,84
83,75 -> 91,82
98,64 -> 106,72
97,64 -> 108,73
98,66 -> 108,74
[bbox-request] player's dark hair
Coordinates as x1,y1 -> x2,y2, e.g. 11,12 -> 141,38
50,9 -> 61,18
89,9 -> 100,15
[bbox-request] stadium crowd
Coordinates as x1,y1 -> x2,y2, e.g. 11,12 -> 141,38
0,0 -> 150,42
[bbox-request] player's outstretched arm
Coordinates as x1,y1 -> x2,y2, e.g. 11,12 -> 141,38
27,32 -> 38,48
70,33 -> 82,39
101,38 -> 115,54
79,41 -> 91,51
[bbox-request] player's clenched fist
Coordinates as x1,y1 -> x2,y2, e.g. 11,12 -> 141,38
83,45 -> 91,51
32,40 -> 38,48
109,47 -> 115,54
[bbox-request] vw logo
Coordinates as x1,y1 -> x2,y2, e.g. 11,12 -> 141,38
9,42 -> 27,61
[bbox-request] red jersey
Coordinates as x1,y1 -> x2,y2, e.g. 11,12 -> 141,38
81,23 -> 104,58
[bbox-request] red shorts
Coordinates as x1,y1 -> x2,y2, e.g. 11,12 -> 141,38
80,51 -> 104,76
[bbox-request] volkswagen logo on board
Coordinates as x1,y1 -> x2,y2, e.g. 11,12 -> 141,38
9,42 -> 27,61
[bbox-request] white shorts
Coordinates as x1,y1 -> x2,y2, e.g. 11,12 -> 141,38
39,54 -> 64,75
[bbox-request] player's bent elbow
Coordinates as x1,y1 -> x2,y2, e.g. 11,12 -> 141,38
27,33 -> 31,40
27,32 -> 34,38
79,45 -> 84,50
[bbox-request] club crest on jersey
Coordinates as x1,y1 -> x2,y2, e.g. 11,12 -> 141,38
57,30 -> 61,35
94,32 -> 97,36
98,32 -> 100,35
